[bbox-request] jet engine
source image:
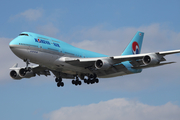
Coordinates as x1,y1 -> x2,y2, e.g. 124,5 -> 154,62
10,69 -> 22,80
142,54 -> 160,65
19,68 -> 36,78
95,59 -> 111,70
10,67 -> 36,80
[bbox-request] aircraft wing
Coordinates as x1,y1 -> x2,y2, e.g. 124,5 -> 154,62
10,64 -> 50,76
64,49 -> 180,69
158,50 -> 180,55
10,64 -> 51,79
31,65 -> 51,76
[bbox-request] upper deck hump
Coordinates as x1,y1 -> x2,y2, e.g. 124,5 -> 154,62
20,32 -> 107,58
21,32 -> 73,47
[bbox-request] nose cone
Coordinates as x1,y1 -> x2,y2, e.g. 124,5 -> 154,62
9,37 -> 25,60
9,37 -> 22,58
9,40 -> 15,49
9,33 -> 33,61
9,38 -> 19,49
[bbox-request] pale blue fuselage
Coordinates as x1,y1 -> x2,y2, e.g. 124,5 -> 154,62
9,32 -> 141,78
10,32 -> 108,58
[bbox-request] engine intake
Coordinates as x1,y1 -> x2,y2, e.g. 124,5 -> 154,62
19,68 -> 36,78
10,70 -> 22,80
143,54 -> 160,65
95,59 -> 111,70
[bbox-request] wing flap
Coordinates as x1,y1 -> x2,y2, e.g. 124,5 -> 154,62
132,62 -> 175,69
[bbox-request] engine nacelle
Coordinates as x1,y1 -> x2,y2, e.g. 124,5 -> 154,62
95,59 -> 111,70
19,68 -> 36,78
143,54 -> 160,65
10,70 -> 22,80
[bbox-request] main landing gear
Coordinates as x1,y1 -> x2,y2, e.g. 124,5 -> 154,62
55,77 -> 64,87
84,74 -> 99,85
71,74 -> 99,86
72,76 -> 82,86
54,73 -> 99,87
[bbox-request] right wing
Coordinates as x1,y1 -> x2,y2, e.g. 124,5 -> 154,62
57,49 -> 180,70
10,64 -> 50,80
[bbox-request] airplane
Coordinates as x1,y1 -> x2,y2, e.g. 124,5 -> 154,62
9,31 -> 180,87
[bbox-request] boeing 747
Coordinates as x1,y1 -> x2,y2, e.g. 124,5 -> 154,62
9,31 -> 180,87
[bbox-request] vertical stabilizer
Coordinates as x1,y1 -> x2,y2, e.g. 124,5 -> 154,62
121,31 -> 144,55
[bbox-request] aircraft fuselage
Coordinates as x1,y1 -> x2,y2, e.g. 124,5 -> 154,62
9,32 -> 139,79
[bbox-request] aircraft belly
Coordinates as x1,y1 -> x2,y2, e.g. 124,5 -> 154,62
21,53 -> 88,75
52,61 -> 91,75
96,64 -> 134,78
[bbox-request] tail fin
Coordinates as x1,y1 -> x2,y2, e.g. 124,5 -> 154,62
121,31 -> 144,56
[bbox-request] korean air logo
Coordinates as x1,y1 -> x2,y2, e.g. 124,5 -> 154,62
132,42 -> 139,54
34,38 -> 60,48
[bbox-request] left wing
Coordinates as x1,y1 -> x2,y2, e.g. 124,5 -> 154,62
61,49 -> 180,70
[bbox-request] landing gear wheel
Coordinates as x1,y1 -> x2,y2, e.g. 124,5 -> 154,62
57,82 -> 61,87
72,80 -> 75,84
91,80 -> 94,84
95,79 -> 99,83
84,79 -> 87,83
55,78 -> 59,82
78,81 -> 82,85
85,74 -> 99,85
87,81 -> 90,84
55,77 -> 62,83
75,81 -> 78,86
72,76 -> 83,86
60,82 -> 64,87
57,82 -> 64,87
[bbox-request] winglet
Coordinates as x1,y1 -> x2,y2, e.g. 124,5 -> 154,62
121,31 -> 144,56
10,63 -> 18,69
12,63 -> 18,68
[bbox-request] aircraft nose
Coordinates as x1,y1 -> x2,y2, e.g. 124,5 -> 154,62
9,38 -> 24,59
9,38 -> 19,49
9,38 -> 20,54
9,41 -> 16,55
9,40 -> 14,48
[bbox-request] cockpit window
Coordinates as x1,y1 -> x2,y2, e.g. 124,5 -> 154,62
19,33 -> 29,36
